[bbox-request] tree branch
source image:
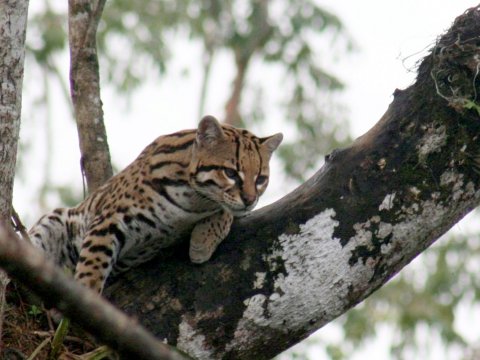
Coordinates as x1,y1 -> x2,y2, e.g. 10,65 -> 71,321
0,224 -> 191,360
100,6 -> 480,359
68,0 -> 112,193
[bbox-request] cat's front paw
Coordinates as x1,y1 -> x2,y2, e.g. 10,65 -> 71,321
189,244 -> 213,264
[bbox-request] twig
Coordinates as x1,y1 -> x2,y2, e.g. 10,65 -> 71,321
33,331 -> 87,345
79,345 -> 114,360
0,224 -> 192,360
27,337 -> 51,360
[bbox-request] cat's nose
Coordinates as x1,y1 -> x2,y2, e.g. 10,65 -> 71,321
241,193 -> 256,207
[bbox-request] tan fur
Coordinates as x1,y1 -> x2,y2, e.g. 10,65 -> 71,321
29,116 -> 283,293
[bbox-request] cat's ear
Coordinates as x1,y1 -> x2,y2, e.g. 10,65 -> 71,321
260,133 -> 283,154
197,115 -> 225,147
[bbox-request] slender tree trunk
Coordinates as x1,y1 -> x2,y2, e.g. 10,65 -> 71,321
0,0 -> 29,344
102,7 -> 480,359
224,0 -> 271,126
224,55 -> 249,126
68,0 -> 112,193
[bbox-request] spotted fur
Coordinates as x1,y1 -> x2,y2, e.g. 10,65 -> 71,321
29,116 -> 283,292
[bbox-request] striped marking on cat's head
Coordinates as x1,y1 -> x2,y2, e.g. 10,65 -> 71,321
190,115 -> 283,214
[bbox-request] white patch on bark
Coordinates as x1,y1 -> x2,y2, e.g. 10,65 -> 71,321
409,186 -> 421,197
224,168 -> 479,356
72,11 -> 89,22
440,170 -> 465,201
377,222 -> 393,240
230,209 -> 375,340
177,318 -> 215,360
352,221 -> 373,245
253,272 -> 266,289
379,192 -> 396,211
265,209 -> 346,329
417,124 -> 447,163
242,294 -> 268,324
89,94 -> 101,105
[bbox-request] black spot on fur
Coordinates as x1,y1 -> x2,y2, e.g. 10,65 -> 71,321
89,245 -> 113,257
77,272 -> 92,279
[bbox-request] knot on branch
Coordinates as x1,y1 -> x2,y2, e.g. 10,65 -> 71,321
430,6 -> 480,115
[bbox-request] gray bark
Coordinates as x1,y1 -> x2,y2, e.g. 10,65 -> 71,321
0,0 -> 29,218
68,0 -> 112,193
104,6 -> 480,359
0,0 -> 29,344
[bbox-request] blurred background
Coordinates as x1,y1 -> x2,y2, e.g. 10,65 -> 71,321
16,1 -> 480,359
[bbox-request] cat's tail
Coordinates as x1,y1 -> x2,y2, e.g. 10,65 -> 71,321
28,208 -> 78,270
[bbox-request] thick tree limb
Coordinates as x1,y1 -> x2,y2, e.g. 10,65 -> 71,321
0,224 -> 191,360
0,0 -> 29,344
68,0 -> 112,193
101,6 -> 480,359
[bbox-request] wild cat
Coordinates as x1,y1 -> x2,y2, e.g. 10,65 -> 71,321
29,115 -> 283,292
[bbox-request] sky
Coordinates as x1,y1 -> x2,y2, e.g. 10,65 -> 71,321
323,0 -> 479,136
14,1 -> 480,359
18,0 -> 480,216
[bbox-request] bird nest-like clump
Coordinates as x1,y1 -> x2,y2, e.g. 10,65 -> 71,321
429,6 -> 480,115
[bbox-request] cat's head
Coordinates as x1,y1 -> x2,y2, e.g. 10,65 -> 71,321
189,115 -> 283,215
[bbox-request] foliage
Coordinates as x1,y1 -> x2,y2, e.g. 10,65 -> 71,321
336,231 -> 480,359
27,304 -> 42,317
26,0 -> 353,182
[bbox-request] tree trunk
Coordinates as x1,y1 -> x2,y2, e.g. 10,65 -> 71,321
224,0 -> 271,127
68,0 -> 112,193
224,54 -> 249,126
0,0 -> 29,343
104,7 -> 480,359
0,0 -> 29,219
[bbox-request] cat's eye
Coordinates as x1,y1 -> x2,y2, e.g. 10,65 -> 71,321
224,168 -> 238,179
256,175 -> 268,186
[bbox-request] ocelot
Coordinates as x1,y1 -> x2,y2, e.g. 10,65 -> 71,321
28,116 -> 283,293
